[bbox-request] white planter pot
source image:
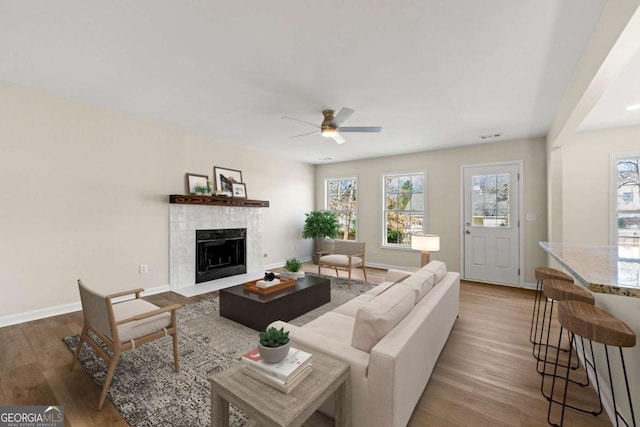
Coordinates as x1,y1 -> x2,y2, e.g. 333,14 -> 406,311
282,270 -> 305,279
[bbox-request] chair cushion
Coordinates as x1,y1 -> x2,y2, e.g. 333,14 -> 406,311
319,254 -> 363,267
419,260 -> 447,283
400,270 -> 436,302
351,284 -> 415,352
113,299 -> 172,343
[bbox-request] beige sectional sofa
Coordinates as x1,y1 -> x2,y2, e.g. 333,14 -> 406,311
270,261 -> 460,427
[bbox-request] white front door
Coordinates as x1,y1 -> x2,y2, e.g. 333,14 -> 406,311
462,163 -> 521,285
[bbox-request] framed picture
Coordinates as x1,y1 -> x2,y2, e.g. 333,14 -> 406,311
232,182 -> 247,199
185,173 -> 209,194
214,166 -> 243,193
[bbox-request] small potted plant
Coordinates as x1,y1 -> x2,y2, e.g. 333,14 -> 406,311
258,327 -> 290,363
283,257 -> 305,279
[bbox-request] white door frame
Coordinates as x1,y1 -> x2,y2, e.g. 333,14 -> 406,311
459,160 -> 525,286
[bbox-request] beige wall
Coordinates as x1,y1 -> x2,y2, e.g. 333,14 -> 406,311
560,127 -> 640,244
0,81 -> 315,320
544,0 -> 640,417
315,138 -> 548,285
550,126 -> 640,421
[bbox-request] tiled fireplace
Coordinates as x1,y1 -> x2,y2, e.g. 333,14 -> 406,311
169,203 -> 264,295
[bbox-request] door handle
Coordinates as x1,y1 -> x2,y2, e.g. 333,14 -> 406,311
465,230 -> 471,234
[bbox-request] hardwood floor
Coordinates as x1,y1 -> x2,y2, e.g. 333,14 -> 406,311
0,263 -> 612,426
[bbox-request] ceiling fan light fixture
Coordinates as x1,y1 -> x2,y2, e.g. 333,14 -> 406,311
321,127 -> 338,137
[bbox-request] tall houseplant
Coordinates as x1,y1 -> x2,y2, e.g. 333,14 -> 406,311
302,211 -> 339,264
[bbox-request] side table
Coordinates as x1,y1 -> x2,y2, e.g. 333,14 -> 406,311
210,346 -> 351,426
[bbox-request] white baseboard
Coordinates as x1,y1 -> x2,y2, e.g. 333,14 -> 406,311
363,261 -> 411,271
0,284 -> 170,328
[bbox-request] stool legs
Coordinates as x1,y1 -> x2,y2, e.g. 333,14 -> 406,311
605,346 -> 636,427
530,279 -> 544,344
534,296 -> 573,368
540,331 -> 591,400
547,329 -> 604,426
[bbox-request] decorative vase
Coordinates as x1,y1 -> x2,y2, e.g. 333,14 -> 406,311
258,341 -> 290,363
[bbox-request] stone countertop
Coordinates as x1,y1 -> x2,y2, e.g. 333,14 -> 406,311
539,242 -> 640,298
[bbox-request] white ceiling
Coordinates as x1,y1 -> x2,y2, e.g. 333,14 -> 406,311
2,0 -> 635,165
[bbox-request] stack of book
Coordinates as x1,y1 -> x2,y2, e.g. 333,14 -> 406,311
256,278 -> 281,288
241,347 -> 313,393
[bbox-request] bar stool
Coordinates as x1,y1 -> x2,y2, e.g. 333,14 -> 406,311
531,267 -> 574,353
548,300 -> 636,427
539,279 -> 598,407
534,278 -> 590,365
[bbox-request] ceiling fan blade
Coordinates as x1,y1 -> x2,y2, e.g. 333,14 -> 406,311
331,107 -> 355,127
337,126 -> 382,133
282,116 -> 320,128
290,130 -> 320,139
332,133 -> 347,144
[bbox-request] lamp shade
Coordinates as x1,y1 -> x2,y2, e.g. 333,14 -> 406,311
411,234 -> 440,252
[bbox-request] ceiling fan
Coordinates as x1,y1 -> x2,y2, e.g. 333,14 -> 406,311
282,107 -> 382,144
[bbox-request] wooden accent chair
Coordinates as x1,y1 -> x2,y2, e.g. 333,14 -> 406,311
71,279 -> 181,410
317,239 -> 368,287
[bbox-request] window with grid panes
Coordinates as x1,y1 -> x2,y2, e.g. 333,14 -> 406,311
383,172 -> 425,247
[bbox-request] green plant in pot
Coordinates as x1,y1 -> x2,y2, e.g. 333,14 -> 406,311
284,257 -> 305,279
302,210 -> 339,264
258,327 -> 290,363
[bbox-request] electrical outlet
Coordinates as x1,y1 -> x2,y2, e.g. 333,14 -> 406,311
526,213 -> 536,221
139,264 -> 148,274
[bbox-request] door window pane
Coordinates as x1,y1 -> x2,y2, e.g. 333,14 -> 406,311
471,173 -> 510,228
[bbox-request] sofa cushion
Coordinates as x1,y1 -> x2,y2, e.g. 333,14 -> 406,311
319,254 -> 363,267
351,284 -> 415,352
333,294 -> 374,317
303,311 -> 355,346
420,260 -> 447,283
364,281 -> 398,297
336,280 -> 406,317
400,270 -> 435,302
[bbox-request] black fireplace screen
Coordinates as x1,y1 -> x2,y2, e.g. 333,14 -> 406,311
195,228 -> 246,284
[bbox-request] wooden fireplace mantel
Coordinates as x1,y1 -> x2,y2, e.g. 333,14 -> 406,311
169,194 -> 269,208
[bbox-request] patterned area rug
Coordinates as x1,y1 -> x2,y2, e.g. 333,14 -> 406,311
63,274 -> 373,426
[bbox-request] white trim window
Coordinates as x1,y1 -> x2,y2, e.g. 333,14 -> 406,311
326,177 -> 358,240
615,156 -> 640,246
382,172 -> 425,248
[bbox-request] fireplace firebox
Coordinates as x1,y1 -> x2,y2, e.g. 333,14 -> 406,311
195,228 -> 246,284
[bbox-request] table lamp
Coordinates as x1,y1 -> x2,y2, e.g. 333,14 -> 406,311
411,234 -> 440,266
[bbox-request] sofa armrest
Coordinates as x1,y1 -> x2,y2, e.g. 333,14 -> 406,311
384,269 -> 412,283
270,320 -> 370,372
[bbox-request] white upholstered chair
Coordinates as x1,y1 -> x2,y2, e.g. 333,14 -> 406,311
71,279 -> 181,410
317,239 -> 368,287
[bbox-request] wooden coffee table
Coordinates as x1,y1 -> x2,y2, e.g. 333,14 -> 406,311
210,345 -> 351,426
219,275 -> 331,331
